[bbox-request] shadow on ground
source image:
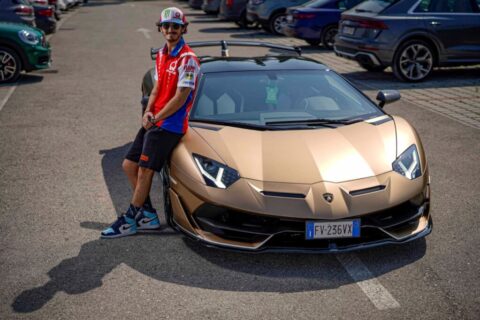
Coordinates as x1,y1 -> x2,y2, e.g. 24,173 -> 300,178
11,142 -> 428,313
12,222 -> 427,313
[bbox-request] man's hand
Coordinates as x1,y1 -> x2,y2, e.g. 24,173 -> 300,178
142,111 -> 154,129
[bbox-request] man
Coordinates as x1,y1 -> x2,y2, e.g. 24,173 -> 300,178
101,7 -> 200,238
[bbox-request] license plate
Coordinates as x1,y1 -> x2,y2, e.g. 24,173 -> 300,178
306,219 -> 360,239
343,26 -> 355,35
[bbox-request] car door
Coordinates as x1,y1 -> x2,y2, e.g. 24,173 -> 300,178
414,0 -> 480,61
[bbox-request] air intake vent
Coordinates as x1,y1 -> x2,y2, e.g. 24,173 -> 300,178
349,185 -> 386,196
260,191 -> 305,199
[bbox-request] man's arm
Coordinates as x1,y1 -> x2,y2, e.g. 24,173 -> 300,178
142,80 -> 158,129
152,87 -> 191,122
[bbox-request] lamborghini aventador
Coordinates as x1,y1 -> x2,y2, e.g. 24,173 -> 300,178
141,41 -> 431,252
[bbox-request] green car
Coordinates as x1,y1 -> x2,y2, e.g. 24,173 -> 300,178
0,22 -> 51,84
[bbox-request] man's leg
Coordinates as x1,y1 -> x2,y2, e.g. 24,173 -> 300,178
122,159 -> 138,190
131,166 -> 155,208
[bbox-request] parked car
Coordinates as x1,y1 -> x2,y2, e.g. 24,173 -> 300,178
31,2 -> 56,34
0,21 -> 51,83
334,0 -> 480,82
189,0 -> 203,9
202,0 -> 221,14
218,0 -> 250,28
284,0 -> 366,49
0,0 -> 35,26
246,0 -> 311,35
140,40 -> 432,252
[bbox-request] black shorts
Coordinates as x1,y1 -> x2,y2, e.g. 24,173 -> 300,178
125,126 -> 183,172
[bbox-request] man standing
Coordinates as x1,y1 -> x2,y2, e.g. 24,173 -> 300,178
101,7 -> 200,238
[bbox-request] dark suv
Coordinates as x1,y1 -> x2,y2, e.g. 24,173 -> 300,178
334,0 -> 480,81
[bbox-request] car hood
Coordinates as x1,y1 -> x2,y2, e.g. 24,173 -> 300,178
191,118 -> 397,184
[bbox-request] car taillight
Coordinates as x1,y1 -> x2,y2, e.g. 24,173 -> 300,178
15,5 -> 33,16
293,13 -> 315,19
357,19 -> 388,30
226,0 -> 234,8
38,8 -> 53,17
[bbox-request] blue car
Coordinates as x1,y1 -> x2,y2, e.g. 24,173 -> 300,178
284,0 -> 365,48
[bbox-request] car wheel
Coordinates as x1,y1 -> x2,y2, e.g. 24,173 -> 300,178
393,40 -> 434,82
321,25 -> 338,50
0,47 -> 21,84
269,12 -> 287,35
306,39 -> 321,46
358,63 -> 387,72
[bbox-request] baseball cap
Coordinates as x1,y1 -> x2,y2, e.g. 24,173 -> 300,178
156,7 -> 187,26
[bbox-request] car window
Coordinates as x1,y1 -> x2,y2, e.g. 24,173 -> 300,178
191,70 -> 382,126
338,0 -> 365,10
350,0 -> 399,13
414,0 -> 475,12
305,0 -> 332,7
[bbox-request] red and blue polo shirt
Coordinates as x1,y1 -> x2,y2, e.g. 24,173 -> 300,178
153,37 -> 200,134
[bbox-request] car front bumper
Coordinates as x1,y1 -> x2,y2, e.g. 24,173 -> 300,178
167,165 -> 432,253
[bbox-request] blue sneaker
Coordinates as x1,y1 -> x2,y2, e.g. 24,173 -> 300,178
101,215 -> 137,239
136,208 -> 161,231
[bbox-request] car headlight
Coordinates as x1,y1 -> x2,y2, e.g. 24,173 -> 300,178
392,144 -> 422,180
193,154 -> 240,189
18,30 -> 39,46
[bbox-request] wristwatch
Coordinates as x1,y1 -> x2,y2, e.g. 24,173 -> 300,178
148,114 -> 156,124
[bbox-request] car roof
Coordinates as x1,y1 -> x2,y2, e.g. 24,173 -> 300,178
199,56 -> 329,73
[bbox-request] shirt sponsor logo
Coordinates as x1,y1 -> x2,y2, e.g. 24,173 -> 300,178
185,72 -> 194,81
167,60 -> 178,75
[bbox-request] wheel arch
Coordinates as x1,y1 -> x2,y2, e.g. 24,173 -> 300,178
393,33 -> 442,66
0,40 -> 26,71
270,7 -> 287,18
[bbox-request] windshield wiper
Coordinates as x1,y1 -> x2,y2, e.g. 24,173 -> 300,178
191,119 -> 269,130
355,9 -> 374,13
265,118 -> 364,126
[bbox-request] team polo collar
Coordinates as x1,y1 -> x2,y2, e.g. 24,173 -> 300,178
162,37 -> 185,57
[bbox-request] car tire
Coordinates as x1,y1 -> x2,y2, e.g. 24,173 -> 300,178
358,63 -> 387,72
392,39 -> 434,82
0,47 -> 21,84
306,39 -> 321,46
321,25 -> 338,50
269,12 -> 287,35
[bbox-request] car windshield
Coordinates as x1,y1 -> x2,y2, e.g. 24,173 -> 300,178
352,0 -> 399,13
304,0 -> 333,8
191,70 -> 383,128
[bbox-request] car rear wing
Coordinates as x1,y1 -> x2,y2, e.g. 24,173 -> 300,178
150,40 -> 302,60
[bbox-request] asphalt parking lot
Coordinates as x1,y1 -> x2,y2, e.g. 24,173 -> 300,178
0,1 -> 479,319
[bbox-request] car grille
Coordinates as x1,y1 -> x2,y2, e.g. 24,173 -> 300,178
193,193 -> 428,248
38,55 -> 49,65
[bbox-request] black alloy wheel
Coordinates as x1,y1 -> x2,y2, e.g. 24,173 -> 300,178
393,39 -> 434,82
269,12 -> 287,35
0,47 -> 21,84
321,25 -> 338,50
160,165 -> 175,229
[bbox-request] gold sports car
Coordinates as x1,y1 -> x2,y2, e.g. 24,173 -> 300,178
142,41 -> 432,252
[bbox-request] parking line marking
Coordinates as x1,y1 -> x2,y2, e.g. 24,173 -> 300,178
0,85 -> 17,112
336,254 -> 400,310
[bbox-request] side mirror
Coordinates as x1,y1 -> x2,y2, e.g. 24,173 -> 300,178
376,90 -> 401,108
151,47 -> 160,60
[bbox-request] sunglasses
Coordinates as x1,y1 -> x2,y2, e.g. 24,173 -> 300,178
159,23 -> 182,30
